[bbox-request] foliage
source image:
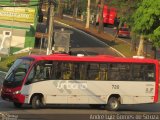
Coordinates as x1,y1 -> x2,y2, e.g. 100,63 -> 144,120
108,0 -> 140,27
78,0 -> 87,13
0,0 -> 39,6
10,47 -> 22,54
25,26 -> 36,48
0,53 -> 29,72
62,0 -> 86,16
132,0 -> 160,47
150,26 -> 160,47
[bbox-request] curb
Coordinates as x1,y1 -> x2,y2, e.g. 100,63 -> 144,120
55,20 -> 126,58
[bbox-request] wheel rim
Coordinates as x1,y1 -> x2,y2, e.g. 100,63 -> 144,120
36,99 -> 40,106
110,100 -> 118,109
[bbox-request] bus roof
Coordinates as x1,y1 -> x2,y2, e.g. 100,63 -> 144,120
21,54 -> 159,64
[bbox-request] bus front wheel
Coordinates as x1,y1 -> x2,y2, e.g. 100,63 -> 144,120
106,97 -> 120,111
13,102 -> 23,108
31,95 -> 43,109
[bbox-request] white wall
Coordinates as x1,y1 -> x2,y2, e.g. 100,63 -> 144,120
0,28 -> 26,48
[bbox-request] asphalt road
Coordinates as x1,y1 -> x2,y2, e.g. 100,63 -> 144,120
0,97 -> 160,120
54,23 -> 122,57
0,24 -> 160,120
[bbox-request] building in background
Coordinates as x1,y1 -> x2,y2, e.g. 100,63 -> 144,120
0,0 -> 38,54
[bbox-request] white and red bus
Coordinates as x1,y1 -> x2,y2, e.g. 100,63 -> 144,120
1,54 -> 159,111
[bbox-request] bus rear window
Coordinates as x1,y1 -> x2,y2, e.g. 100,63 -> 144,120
132,64 -> 155,81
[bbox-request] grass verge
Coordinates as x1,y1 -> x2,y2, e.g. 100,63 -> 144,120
0,52 -> 29,72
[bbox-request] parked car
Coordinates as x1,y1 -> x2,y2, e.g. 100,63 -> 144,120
118,27 -> 130,38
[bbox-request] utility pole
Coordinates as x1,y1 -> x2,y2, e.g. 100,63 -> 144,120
47,1 -> 54,55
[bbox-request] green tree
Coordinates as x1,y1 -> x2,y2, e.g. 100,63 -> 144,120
132,0 -> 160,56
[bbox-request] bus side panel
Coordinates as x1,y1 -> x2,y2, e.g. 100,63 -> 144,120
158,85 -> 160,103
87,81 -> 155,104
21,80 -> 156,105
154,62 -> 159,102
21,80 -> 68,104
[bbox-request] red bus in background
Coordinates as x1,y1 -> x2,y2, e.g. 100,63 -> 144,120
97,5 -> 117,25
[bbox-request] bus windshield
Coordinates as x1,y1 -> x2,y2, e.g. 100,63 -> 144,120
4,58 -> 34,87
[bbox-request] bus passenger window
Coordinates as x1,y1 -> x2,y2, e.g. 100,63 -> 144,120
52,62 -> 62,80
62,63 -> 74,80
32,62 -> 52,81
87,63 -> 99,80
74,64 -> 80,80
34,65 -> 45,81
43,66 -> 52,79
108,64 -> 120,81
145,64 -> 155,81
107,63 -> 131,81
132,64 -> 155,81
79,63 -> 87,80
98,67 -> 107,80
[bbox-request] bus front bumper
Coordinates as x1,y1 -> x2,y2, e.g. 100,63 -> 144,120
1,92 -> 25,104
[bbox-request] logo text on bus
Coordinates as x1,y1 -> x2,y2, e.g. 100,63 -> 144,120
57,81 -> 87,89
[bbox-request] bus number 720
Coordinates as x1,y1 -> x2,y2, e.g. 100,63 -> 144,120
112,85 -> 119,89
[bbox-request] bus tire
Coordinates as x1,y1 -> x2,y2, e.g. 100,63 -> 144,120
106,97 -> 120,111
31,95 -> 42,109
13,102 -> 23,108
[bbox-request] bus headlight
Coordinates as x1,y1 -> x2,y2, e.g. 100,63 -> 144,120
13,91 -> 21,95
